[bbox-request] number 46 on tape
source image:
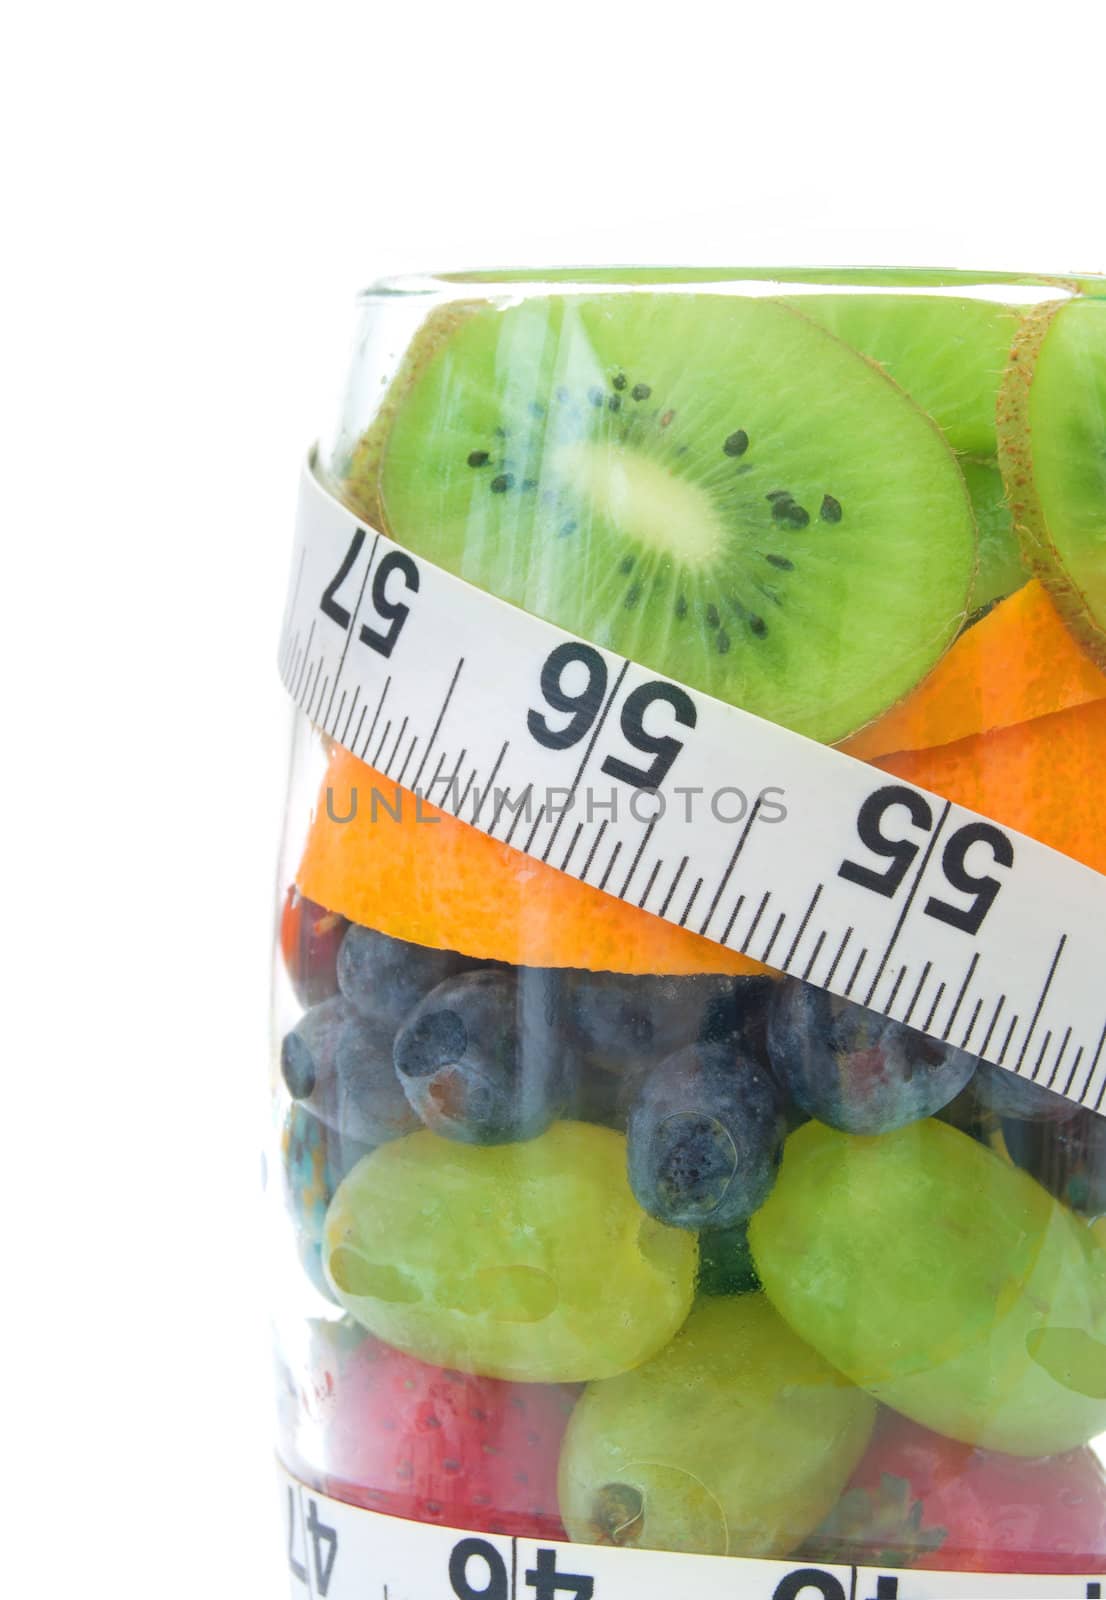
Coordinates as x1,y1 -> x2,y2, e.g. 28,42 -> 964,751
452,1539 -> 593,1600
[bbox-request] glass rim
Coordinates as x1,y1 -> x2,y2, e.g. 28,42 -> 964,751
357,264 -> 1106,304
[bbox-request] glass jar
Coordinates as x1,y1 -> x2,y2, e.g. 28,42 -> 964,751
271,268 -> 1106,1596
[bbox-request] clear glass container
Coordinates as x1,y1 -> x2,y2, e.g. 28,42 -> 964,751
270,268 -> 1106,1588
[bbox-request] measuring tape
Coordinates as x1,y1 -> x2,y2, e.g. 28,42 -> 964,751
279,1466 -> 1105,1600
278,457 -> 1106,1110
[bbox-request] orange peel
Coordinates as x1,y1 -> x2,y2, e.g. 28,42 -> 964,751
876,698 -> 1106,877
296,746 -> 767,975
843,580 -> 1106,763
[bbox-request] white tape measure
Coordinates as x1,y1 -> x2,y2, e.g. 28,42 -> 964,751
278,457 -> 1106,1110
279,1466 -> 1105,1600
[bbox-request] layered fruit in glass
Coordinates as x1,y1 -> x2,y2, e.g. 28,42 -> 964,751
271,269 -> 1106,1576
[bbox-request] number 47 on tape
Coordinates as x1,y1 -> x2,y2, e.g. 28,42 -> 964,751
287,1486 -> 338,1596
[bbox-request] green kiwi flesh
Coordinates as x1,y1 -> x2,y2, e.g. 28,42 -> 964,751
793,294 -> 1028,609
791,294 -> 1022,456
998,297 -> 1106,666
959,456 -> 1026,611
360,295 -> 976,745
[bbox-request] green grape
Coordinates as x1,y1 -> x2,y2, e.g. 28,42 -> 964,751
749,1118 -> 1106,1456
322,1121 -> 697,1382
558,1294 -> 876,1557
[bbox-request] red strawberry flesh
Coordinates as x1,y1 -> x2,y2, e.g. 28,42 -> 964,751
322,1335 -> 578,1539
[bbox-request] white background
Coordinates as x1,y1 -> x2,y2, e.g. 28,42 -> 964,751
1,2 -> 1102,1594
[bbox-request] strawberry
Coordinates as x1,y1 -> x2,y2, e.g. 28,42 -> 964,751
321,1334 -> 578,1538
805,1409 -> 1106,1574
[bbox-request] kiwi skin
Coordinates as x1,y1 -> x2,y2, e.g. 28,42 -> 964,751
997,300 -> 1106,670
331,301 -> 482,528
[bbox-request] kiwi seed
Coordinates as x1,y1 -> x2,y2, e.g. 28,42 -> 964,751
767,496 -> 810,528
368,294 -> 977,743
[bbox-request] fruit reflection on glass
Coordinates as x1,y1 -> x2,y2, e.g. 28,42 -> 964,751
803,1409 -> 1106,1574
272,271 -> 1106,1570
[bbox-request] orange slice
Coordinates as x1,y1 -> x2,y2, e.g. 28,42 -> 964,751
876,698 -> 1106,876
296,746 -> 767,976
842,580 -> 1106,762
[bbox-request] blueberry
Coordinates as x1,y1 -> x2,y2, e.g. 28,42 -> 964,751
1003,1106 -> 1106,1215
566,1059 -> 628,1130
974,1061 -> 1079,1123
766,979 -> 977,1135
393,968 -> 568,1144
696,1222 -> 762,1297
626,1037 -> 787,1229
337,924 -> 475,1027
280,995 -> 419,1147
281,994 -> 345,1100
563,971 -> 769,1128
703,974 -> 777,1055
565,971 -> 744,1074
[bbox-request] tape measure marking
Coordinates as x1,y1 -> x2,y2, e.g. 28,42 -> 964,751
278,457 -> 1106,1109
278,1464 -> 1106,1600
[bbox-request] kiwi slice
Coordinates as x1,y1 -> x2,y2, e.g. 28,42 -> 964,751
795,294 -> 1028,608
793,294 -> 1021,456
351,295 -> 976,745
998,297 -> 1106,666
959,456 -> 1026,611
